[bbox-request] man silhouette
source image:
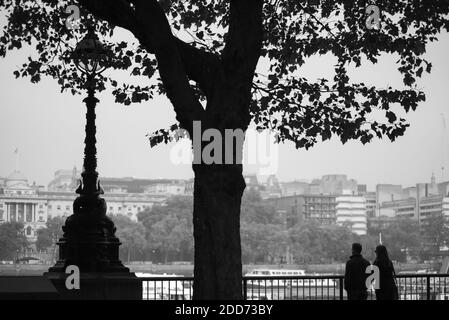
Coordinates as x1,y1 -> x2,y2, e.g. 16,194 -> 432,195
344,243 -> 371,300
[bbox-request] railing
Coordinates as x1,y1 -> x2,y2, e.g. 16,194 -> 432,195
138,274 -> 449,300
244,275 -> 344,300
140,276 -> 194,300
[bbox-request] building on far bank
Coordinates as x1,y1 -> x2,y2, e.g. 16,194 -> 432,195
144,181 -> 185,195
0,170 -> 48,241
335,191 -> 367,235
363,192 -> 377,218
264,195 -> 304,228
0,169 -> 172,242
376,193 -> 447,223
265,192 -> 367,235
376,184 -> 404,209
264,194 -> 339,228
303,194 -> 337,224
47,167 -> 81,192
280,174 -> 359,197
48,168 -> 191,196
258,175 -> 282,199
265,174 -> 366,234
319,174 -> 358,196
280,180 -> 310,197
374,174 -> 445,217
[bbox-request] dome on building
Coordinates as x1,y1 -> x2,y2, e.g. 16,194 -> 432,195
6,170 -> 28,187
7,169 -> 27,182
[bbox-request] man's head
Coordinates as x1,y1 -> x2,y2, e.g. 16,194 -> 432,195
352,243 -> 362,255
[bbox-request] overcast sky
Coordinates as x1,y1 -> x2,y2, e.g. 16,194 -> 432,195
0,23 -> 448,191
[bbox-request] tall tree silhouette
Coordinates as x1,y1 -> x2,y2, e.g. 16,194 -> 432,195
1,0 -> 449,299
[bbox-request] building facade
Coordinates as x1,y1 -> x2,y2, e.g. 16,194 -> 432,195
0,170 -> 170,242
302,194 -> 337,224
264,194 -> 338,227
264,195 -> 304,228
376,195 -> 445,223
335,192 -> 367,235
279,174 -> 359,197
265,192 -> 368,235
363,192 -> 377,218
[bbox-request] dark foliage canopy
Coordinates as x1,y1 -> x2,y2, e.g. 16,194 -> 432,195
1,0 -> 449,148
0,222 -> 28,259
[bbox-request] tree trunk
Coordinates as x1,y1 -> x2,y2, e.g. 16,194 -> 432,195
192,163 -> 246,300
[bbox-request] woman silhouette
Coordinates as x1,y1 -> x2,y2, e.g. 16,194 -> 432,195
373,245 -> 398,300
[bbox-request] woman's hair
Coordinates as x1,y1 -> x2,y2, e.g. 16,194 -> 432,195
374,245 -> 392,268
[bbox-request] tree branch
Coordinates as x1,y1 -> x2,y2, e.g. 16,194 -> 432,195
222,0 -> 264,75
79,0 -> 218,109
78,0 -> 138,33
130,0 -> 208,132
175,38 -> 219,97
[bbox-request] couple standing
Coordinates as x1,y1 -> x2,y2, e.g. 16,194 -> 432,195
344,243 -> 399,300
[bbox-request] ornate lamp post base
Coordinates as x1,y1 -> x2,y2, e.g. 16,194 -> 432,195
44,191 -> 142,299
47,194 -> 129,273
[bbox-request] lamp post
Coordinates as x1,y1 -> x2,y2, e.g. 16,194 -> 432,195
48,27 -> 128,274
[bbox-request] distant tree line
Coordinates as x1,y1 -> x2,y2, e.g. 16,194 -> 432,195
368,215 -> 449,262
35,217 -> 64,252
0,222 -> 28,260
111,196 -> 194,263
1,191 -> 447,264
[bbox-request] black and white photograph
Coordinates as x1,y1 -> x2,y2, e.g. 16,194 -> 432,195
0,0 -> 449,316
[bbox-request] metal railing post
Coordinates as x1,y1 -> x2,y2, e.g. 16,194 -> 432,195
243,278 -> 248,300
426,275 -> 431,300
339,277 -> 344,300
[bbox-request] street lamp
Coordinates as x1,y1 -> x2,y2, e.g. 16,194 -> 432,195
48,27 -> 128,274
